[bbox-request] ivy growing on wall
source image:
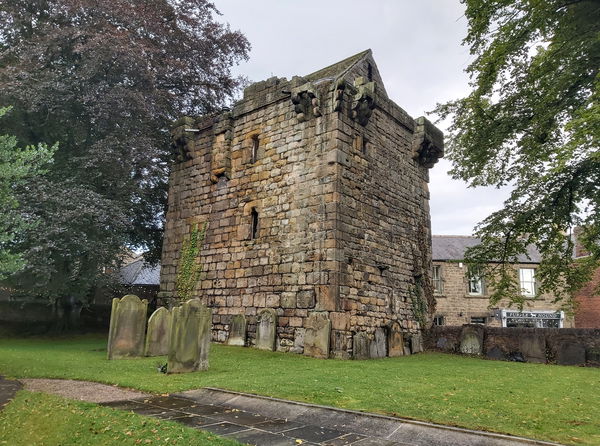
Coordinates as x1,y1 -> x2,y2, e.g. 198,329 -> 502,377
176,221 -> 208,301
410,276 -> 428,328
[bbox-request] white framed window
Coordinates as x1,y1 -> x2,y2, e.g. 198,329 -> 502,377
467,266 -> 484,296
432,265 -> 443,294
519,268 -> 536,297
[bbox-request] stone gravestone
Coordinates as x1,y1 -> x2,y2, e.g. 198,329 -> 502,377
255,308 -> 277,351
145,307 -> 172,357
167,299 -> 212,373
486,345 -> 506,360
369,327 -> 387,358
353,332 -> 370,360
304,312 -> 331,359
226,314 -> 247,346
519,335 -> 546,363
410,333 -> 424,354
459,328 -> 483,355
107,295 -> 148,360
388,322 -> 404,357
556,342 -> 586,366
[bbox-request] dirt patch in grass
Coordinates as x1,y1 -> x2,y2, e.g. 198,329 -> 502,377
20,378 -> 149,403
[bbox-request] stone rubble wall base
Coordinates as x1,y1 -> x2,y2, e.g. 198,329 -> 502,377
425,325 -> 600,366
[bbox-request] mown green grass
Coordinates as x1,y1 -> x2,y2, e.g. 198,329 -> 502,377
0,335 -> 599,445
0,391 -> 241,446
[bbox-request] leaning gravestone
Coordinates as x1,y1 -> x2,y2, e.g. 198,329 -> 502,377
167,299 -> 212,373
304,312 -> 331,359
255,308 -> 277,351
226,314 -> 247,346
353,332 -> 370,360
369,327 -> 387,358
145,307 -> 172,356
388,322 -> 404,357
107,295 -> 148,360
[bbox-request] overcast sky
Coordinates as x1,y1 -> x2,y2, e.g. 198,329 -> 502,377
213,0 -> 511,235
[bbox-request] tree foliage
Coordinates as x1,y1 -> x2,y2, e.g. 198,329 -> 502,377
0,107 -> 55,279
0,0 -> 249,308
436,0 -> 600,308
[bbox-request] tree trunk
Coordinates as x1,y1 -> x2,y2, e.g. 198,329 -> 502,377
52,296 -> 83,332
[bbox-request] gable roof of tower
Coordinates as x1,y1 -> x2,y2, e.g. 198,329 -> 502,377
304,49 -> 371,82
302,49 -> 388,98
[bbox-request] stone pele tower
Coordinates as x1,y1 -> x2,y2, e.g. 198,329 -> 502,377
159,50 -> 444,359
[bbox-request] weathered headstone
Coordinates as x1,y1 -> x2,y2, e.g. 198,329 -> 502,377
557,342 -> 586,366
330,330 -> 351,359
388,322 -> 404,357
353,332 -> 370,360
291,328 -> 305,354
226,314 -> 247,346
145,307 -> 172,357
460,333 -> 481,355
255,308 -> 277,351
410,333 -> 424,354
436,337 -> 449,350
586,348 -> 600,364
369,327 -> 387,358
304,312 -> 331,359
459,327 -> 483,355
107,295 -> 148,360
519,335 -> 546,363
167,299 -> 212,373
485,345 -> 506,360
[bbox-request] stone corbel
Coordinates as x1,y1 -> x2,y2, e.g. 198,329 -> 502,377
291,83 -> 321,122
411,117 -> 444,168
332,78 -> 346,112
170,116 -> 196,162
351,77 -> 376,126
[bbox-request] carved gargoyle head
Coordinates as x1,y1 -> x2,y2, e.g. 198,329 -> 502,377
170,116 -> 197,162
291,84 -> 321,122
411,117 -> 444,168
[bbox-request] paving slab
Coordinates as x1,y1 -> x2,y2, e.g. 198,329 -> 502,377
175,388 -> 564,446
101,387 -> 564,446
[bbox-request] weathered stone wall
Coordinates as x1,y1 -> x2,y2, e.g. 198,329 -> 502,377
433,261 -> 575,327
160,51 -> 442,358
326,74 -> 433,358
425,325 -> 600,366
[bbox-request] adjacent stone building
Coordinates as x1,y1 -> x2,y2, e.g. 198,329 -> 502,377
432,235 -> 574,328
159,50 -> 444,358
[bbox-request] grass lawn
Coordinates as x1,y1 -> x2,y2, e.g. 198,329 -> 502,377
0,391 -> 241,446
0,335 -> 599,445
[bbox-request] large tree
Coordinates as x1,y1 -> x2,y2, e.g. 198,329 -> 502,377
0,107 -> 55,279
0,0 -> 249,326
436,0 -> 600,308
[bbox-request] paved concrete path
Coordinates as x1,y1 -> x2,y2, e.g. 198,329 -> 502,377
0,375 -> 22,410
102,387 -> 563,446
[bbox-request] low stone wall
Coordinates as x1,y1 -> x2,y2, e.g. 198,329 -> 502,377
0,300 -> 112,334
424,325 -> 600,366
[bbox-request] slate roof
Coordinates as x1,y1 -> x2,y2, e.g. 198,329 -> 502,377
432,235 -> 542,264
304,49 -> 370,82
119,256 -> 160,286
